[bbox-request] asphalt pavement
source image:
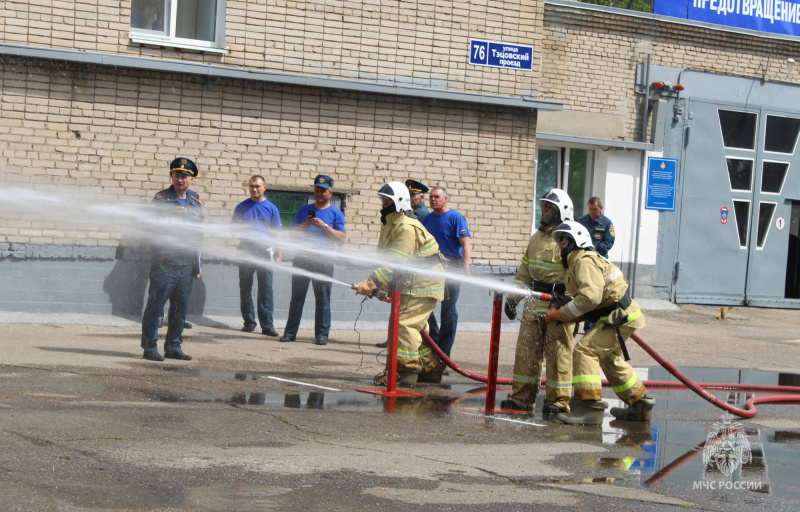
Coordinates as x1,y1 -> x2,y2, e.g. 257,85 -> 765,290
2,302 -> 800,511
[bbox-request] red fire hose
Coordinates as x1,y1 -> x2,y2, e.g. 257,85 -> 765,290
421,330 -> 800,418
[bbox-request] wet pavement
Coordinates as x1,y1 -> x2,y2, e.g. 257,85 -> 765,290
2,303 -> 800,510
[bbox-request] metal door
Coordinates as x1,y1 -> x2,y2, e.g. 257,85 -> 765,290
674,99 -> 800,306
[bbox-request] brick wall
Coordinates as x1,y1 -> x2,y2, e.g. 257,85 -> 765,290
1,0 -> 546,98
542,2 -> 800,141
0,57 -> 537,263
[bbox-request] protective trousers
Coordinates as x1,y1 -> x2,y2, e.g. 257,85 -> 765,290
393,295 -> 440,373
508,316 -> 573,411
572,321 -> 646,405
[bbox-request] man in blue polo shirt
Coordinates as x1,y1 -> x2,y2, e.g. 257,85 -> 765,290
232,175 -> 283,337
421,186 -> 471,359
280,174 -> 347,345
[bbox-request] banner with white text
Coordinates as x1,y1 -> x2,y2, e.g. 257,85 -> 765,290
655,0 -> 800,38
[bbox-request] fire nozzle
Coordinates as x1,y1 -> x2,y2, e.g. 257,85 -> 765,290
351,283 -> 390,301
527,290 -> 552,302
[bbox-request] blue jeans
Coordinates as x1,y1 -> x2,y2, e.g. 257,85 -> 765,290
239,264 -> 274,329
283,257 -> 334,339
427,278 -> 460,358
141,261 -> 194,353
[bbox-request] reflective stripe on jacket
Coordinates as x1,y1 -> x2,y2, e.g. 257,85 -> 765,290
511,224 -> 566,316
369,211 -> 445,299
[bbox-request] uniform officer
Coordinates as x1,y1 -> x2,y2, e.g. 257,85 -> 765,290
140,157 -> 204,362
576,197 -> 614,258
356,181 -> 447,387
405,179 -> 430,221
545,220 -> 655,425
501,189 -> 574,414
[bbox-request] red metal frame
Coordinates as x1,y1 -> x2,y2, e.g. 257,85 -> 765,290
357,289 -> 425,400
484,292 -> 503,415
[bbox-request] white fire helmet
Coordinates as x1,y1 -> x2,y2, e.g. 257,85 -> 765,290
552,220 -> 595,250
539,188 -> 574,222
378,181 -> 412,212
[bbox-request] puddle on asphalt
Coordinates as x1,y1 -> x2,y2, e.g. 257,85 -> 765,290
146,366 -> 800,496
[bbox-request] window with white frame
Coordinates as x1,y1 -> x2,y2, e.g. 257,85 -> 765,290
535,147 -> 595,225
130,0 -> 226,52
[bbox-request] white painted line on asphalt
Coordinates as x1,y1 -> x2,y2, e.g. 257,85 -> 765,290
264,376 -> 340,391
452,411 -> 546,427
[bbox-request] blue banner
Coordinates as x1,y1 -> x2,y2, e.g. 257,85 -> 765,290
654,0 -> 800,38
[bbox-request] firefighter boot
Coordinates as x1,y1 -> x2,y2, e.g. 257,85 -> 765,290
555,399 -> 608,425
397,369 -> 420,388
417,362 -> 446,384
499,399 -> 533,412
610,396 -> 656,422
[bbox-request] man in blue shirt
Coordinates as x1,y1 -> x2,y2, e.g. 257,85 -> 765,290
576,197 -> 615,258
280,175 -> 347,345
232,176 -> 283,336
421,186 -> 471,359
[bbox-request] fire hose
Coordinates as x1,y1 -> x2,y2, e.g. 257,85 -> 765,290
420,327 -> 800,419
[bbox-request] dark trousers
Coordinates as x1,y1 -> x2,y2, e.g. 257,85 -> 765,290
239,264 -> 274,329
141,262 -> 194,353
427,278 -> 461,358
283,257 -> 334,339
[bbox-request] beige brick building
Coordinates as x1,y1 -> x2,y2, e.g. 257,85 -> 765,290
3,0 -> 800,315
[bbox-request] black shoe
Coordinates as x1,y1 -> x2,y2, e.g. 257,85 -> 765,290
279,335 -> 296,342
375,341 -> 388,348
164,350 -> 193,361
500,399 -> 532,412
262,328 -> 279,336
184,321 -> 193,329
143,351 -> 164,362
315,336 -> 328,346
542,404 -> 567,415
242,324 -> 256,333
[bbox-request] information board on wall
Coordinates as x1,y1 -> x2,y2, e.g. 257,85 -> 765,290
655,0 -> 800,38
645,157 -> 678,211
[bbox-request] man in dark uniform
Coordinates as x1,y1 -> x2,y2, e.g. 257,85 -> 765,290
576,197 -> 615,258
140,157 -> 204,362
405,179 -> 430,221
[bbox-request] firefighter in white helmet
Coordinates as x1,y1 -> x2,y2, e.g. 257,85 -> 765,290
545,220 -> 655,425
500,189 -> 575,414
355,181 -> 447,387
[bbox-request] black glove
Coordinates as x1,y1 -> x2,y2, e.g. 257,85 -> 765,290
504,299 -> 518,320
550,293 -> 570,309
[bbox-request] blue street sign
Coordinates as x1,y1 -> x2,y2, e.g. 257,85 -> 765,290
469,40 -> 533,71
645,157 -> 678,211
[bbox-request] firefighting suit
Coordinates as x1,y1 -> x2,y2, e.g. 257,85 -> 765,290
558,249 -> 646,406
506,224 -> 573,411
369,211 -> 445,374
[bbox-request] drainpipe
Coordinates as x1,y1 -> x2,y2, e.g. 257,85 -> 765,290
630,55 -> 651,298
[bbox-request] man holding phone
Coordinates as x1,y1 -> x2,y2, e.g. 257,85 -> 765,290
280,175 -> 347,345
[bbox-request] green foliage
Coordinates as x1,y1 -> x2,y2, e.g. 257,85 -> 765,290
578,0 -> 653,13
